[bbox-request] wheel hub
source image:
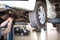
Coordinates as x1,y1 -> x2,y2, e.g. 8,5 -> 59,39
38,6 -> 46,24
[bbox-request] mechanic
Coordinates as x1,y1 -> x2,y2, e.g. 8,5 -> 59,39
0,13 -> 13,39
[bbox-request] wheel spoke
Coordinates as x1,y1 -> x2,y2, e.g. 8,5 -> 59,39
38,6 -> 46,24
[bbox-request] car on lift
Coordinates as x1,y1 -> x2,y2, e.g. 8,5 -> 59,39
0,0 -> 60,32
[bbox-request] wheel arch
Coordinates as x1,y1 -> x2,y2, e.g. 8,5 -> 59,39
36,0 -> 46,4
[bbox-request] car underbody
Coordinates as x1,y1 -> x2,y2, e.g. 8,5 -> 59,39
0,0 -> 60,32
0,0 -> 60,21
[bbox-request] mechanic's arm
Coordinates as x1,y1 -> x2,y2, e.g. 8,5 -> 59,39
1,18 -> 13,36
0,19 -> 9,28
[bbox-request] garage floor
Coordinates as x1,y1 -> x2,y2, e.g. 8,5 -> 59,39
14,23 -> 60,40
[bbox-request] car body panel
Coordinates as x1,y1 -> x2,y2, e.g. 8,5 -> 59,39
0,0 -> 36,11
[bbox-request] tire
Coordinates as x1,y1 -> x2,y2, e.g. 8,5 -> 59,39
29,1 -> 47,29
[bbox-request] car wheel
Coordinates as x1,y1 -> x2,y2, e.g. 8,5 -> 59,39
29,1 -> 47,29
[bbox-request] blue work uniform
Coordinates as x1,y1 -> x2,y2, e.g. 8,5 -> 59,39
0,31 -> 2,39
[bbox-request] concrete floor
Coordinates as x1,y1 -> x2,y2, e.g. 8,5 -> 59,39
14,23 -> 60,40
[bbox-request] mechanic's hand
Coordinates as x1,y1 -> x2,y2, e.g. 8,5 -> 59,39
8,17 -> 13,21
0,19 -> 9,28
